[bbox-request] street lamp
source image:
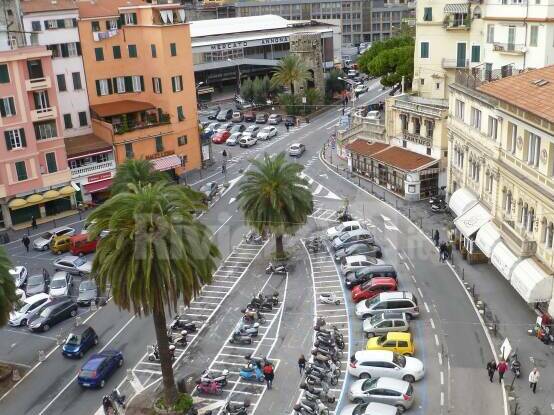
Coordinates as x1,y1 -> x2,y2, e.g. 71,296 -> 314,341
227,58 -> 241,96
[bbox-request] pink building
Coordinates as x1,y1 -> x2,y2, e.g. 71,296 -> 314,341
0,46 -> 73,229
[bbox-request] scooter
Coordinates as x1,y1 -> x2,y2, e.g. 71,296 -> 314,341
312,352 -> 339,366
244,354 -> 269,369
293,398 -> 329,415
169,315 -> 197,333
312,345 -> 343,359
319,293 -> 340,305
246,301 -> 272,312
509,353 -> 521,378
148,344 -> 175,361
314,335 -> 344,351
236,322 -> 260,337
110,389 -> 126,409
244,231 -> 263,245
229,331 -> 253,345
223,400 -> 250,415
195,378 -> 223,395
239,364 -> 265,382
266,262 -> 288,275
301,383 -> 335,404
102,395 -> 117,415
242,307 -> 266,324
306,369 -> 338,386
200,369 -> 229,387
173,330 -> 188,347
253,292 -> 279,307
306,360 -> 340,378
431,200 -> 448,213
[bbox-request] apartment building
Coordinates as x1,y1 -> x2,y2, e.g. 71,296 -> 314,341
77,0 -> 201,177
447,66 -> 554,315
0,46 -> 72,229
0,0 -> 25,51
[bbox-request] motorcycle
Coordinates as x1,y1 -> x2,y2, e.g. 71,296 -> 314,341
252,292 -> 279,307
244,231 -> 263,245
169,330 -> 188,347
301,383 -> 335,404
293,398 -> 329,415
200,369 -> 229,387
431,200 -> 448,213
239,364 -> 265,382
319,293 -> 340,305
314,336 -> 344,351
223,400 -> 250,415
148,344 -> 175,362
336,208 -> 353,223
509,353 -> 521,378
246,301 -> 272,312
312,345 -> 343,359
244,354 -> 269,369
306,360 -> 340,378
229,331 -> 253,344
242,307 -> 266,324
169,315 -> 197,333
306,369 -> 338,386
266,262 -> 288,275
306,237 -> 325,253
312,352 -> 339,366
195,378 -> 223,395
235,321 -> 260,337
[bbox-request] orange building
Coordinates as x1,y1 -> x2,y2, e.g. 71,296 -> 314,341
77,0 -> 201,177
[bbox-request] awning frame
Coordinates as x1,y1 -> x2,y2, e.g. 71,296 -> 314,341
453,203 -> 492,239
448,187 -> 478,217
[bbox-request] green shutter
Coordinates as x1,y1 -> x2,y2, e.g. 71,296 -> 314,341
119,14 -> 125,26
107,79 -> 113,95
95,47 -> 104,61
15,161 -> 27,181
421,42 -> 429,58
124,76 -> 133,92
0,100 -> 5,117
132,13 -> 137,24
171,77 -> 176,92
76,42 -> 82,56
9,97 -> 15,115
19,129 -> 26,147
471,45 -> 480,63
170,43 -> 177,56
46,153 -> 57,173
0,64 -> 9,83
151,44 -> 157,58
4,131 -> 12,150
140,75 -> 145,91
60,43 -> 69,57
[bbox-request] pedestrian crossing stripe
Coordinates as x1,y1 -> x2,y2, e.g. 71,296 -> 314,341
299,172 -> 342,200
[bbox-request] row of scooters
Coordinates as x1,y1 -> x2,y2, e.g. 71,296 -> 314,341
306,236 -> 325,254
293,319 -> 345,415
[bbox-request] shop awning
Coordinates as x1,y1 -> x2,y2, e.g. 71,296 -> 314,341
475,222 -> 501,257
510,259 -> 553,303
444,3 -> 469,13
448,187 -> 478,217
151,154 -> 182,171
84,179 -> 113,194
8,198 -> 27,209
59,185 -> 76,195
491,242 -> 519,280
453,202 -> 492,239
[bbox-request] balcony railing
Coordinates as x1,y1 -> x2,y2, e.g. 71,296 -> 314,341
113,113 -> 170,135
30,106 -> 56,122
442,58 -> 469,69
455,64 -> 523,90
393,98 -> 448,118
492,42 -> 526,54
25,76 -> 51,91
443,15 -> 471,30
70,160 -> 116,179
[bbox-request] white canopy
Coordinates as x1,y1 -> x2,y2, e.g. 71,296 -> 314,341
448,188 -> 478,217
510,259 -> 554,303
491,242 -> 519,280
475,222 -> 501,257
454,203 -> 492,239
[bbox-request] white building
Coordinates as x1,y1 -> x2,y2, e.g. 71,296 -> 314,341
21,0 -> 92,138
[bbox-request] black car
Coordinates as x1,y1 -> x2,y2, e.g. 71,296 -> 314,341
216,109 -> 233,122
284,115 -> 297,127
27,297 -> 78,332
207,106 -> 221,120
345,264 -> 397,289
334,243 -> 382,261
230,124 -> 246,133
200,182 -> 218,202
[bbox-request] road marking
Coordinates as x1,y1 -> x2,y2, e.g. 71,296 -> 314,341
386,237 -> 396,250
424,302 -> 430,313
397,252 -> 403,260
430,318 -> 435,329
438,352 -> 443,365
435,334 -> 440,347
410,275 -> 416,283
440,392 -> 445,407
440,371 -> 444,385
416,287 -> 423,297
403,263 -> 410,271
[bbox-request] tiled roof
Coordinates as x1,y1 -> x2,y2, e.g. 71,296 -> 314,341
345,139 -> 388,156
77,0 -> 146,19
64,133 -> 112,159
90,100 -> 155,118
21,0 -> 77,13
478,65 -> 554,124
372,146 -> 437,171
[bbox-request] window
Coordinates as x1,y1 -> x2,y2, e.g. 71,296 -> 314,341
423,7 -> 432,21
115,76 -> 125,93
0,97 -> 16,117
151,44 -> 157,58
420,78 -> 425,86
546,222 -> 554,248
153,77 -> 162,94
106,19 -> 119,30
470,107 -> 481,129
420,41 -> 429,58
54,74 -> 66,92
96,79 -> 112,96
527,132 -> 541,167
63,114 -> 73,129
31,21 -> 41,31
45,152 -> 57,173
426,147 -> 432,155
34,121 -> 57,140
4,129 -> 26,150
27,60 -> 43,79
78,111 -> 87,127
15,161 -> 27,181
94,47 -> 104,61
177,105 -> 185,121
170,43 -> 177,56
131,75 -> 143,92
172,75 -> 183,92
122,12 -> 138,25
0,64 -> 8,83
155,136 -> 164,152
530,25 -> 539,47
72,72 -> 82,90
455,99 -> 465,120
91,21 -> 100,32
128,44 -> 137,58
471,45 -> 480,63
486,24 -> 494,43
508,122 -> 517,153
125,143 -> 134,159
178,135 -> 188,146
113,45 -> 121,59
487,116 -> 498,140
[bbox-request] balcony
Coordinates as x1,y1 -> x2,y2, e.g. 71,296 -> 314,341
113,113 -> 170,135
30,106 -> 56,122
443,14 -> 471,30
454,64 -> 523,90
152,8 -> 187,25
499,220 -> 537,257
402,130 -> 433,147
70,160 -> 116,179
392,95 -> 449,118
25,76 -> 51,91
442,58 -> 469,69
492,42 -> 526,55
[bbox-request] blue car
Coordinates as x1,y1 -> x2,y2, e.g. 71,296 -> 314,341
77,350 -> 124,388
62,325 -> 98,358
239,364 -> 264,382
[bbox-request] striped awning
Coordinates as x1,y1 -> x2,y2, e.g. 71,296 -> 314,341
444,3 -> 469,13
151,154 -> 182,172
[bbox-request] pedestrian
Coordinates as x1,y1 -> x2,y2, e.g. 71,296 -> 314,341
286,123 -> 290,132
439,242 -> 447,262
298,355 -> 306,375
529,367 -> 540,393
22,235 -> 30,252
497,359 -> 508,383
446,241 -> 453,261
433,230 -> 440,247
486,360 -> 496,383
222,163 -> 226,175
31,215 -> 37,229
263,362 -> 274,389
222,149 -> 227,158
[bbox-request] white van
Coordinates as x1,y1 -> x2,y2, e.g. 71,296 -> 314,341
9,293 -> 50,327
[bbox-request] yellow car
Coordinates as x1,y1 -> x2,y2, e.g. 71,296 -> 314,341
50,234 -> 71,255
365,332 -> 415,356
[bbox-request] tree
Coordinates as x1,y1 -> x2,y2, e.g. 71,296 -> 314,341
0,247 -> 17,327
252,77 -> 266,104
238,153 -> 313,259
305,88 -> 323,113
87,181 -> 220,405
277,93 -> 301,116
240,78 -> 254,102
325,68 -> 345,99
110,159 -> 170,196
271,55 -> 311,95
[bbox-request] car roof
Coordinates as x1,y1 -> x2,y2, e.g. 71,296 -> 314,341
346,229 -> 371,237
378,291 -> 415,301
52,271 -> 69,280
375,312 -> 406,320
24,293 -> 50,304
9,266 -> 25,274
366,277 -> 396,286
345,255 -> 368,263
51,226 -> 74,233
376,377 -> 409,391
366,402 -> 398,415
383,331 -> 411,341
340,220 -> 361,227
82,355 -> 106,370
355,350 -> 393,362
58,255 -> 79,261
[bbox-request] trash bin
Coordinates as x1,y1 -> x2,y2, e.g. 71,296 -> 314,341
0,231 -> 9,244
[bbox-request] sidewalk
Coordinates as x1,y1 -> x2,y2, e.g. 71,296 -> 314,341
321,147 -> 553,415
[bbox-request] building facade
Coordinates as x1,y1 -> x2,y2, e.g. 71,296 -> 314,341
0,0 -> 24,51
77,0 -> 201,176
0,46 -> 72,229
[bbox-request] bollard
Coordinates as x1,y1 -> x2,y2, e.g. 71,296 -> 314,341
395,199 -> 398,209
408,208 -> 411,220
90,301 -> 97,312
358,176 -> 361,186
12,369 -> 21,382
420,218 -> 423,228
38,350 -> 46,361
472,283 -> 476,297
75,316 -> 82,327
56,332 -> 63,345
462,268 -> 465,281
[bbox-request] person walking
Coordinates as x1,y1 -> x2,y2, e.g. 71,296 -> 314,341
22,235 -> 30,252
529,367 -> 540,393
433,230 -> 440,247
497,359 -> 508,383
486,360 -> 496,383
439,242 -> 447,262
263,362 -> 274,389
31,215 -> 37,229
298,355 -> 306,375
285,123 -> 290,132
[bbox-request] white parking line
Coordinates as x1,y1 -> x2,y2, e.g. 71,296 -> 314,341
424,302 -> 430,313
430,318 -> 435,329
417,287 -> 424,298
435,334 -> 440,347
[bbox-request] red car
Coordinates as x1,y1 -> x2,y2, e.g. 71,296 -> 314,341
212,131 -> 230,144
351,277 -> 397,303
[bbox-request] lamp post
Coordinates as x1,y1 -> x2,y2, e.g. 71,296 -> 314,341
227,58 -> 241,96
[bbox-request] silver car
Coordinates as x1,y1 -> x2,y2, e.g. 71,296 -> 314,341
25,273 -> 50,296
340,402 -> 399,415
53,255 -> 92,275
77,280 -> 98,306
348,377 -> 414,412
33,226 -> 75,251
332,229 -> 375,251
363,312 -> 410,338
289,143 -> 306,157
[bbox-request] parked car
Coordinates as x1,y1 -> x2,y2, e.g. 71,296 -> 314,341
354,84 -> 369,94
77,280 -> 99,306
226,133 -> 242,146
244,110 -> 256,122
200,182 -> 219,202
50,234 -> 72,255
363,312 -> 410,339
355,292 -> 419,320
366,111 -> 381,120
217,122 -> 233,132
348,350 -> 425,383
341,255 -> 383,274
255,112 -> 269,124
257,126 -> 278,140
244,125 -> 260,137
240,135 -> 257,148
345,265 -> 398,289
335,243 -> 382,261
216,108 -> 233,121
230,124 -> 246,133
49,271 -> 72,297
340,402 -> 399,415
348,377 -> 414,412
33,226 -> 76,251
268,114 -> 282,124
9,266 -> 28,288
207,106 -> 221,120
62,325 -> 99,358
284,115 -> 297,127
205,122 -> 221,134
288,143 -> 306,157
231,111 -> 244,123
212,130 -> 231,144
327,221 -> 362,240
332,229 -> 375,251
53,255 -> 92,275
351,277 -> 397,303
8,293 -> 50,327
25,272 -> 50,296
77,350 -> 124,388
27,297 -> 78,332
70,234 -> 98,256
366,332 -> 415,356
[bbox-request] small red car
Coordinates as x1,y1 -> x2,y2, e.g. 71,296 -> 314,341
212,130 -> 230,144
351,277 -> 397,303
69,234 -> 98,256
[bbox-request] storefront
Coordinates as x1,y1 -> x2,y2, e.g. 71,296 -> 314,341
147,152 -> 183,181
453,201 -> 492,264
82,172 -> 113,204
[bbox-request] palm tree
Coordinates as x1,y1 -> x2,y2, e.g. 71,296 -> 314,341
238,153 -> 313,259
0,247 -> 17,327
87,181 -> 220,405
271,55 -> 311,95
110,159 -> 170,195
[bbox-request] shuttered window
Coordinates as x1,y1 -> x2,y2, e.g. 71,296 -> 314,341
0,64 -> 10,83
15,161 -> 27,181
0,97 -> 16,117
94,47 -> 104,61
45,152 -> 58,173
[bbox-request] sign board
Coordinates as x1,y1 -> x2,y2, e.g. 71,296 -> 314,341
145,150 -> 175,160
202,145 -> 210,161
302,97 -> 307,104
87,172 -> 112,183
500,337 -> 512,360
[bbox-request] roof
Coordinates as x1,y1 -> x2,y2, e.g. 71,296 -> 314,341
64,134 -> 112,158
372,146 -> 436,171
345,139 -> 388,156
90,100 -> 155,118
383,331 -> 411,340
478,65 -> 554,124
77,0 -> 146,19
190,15 -> 290,38
20,0 -> 78,13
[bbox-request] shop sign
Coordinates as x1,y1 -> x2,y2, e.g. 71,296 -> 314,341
210,41 -> 248,51
261,36 -> 289,45
145,150 -> 175,160
87,172 -> 112,183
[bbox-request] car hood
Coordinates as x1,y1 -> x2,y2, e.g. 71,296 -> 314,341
349,379 -> 367,396
355,301 -> 369,315
63,343 -> 81,353
27,315 -> 45,327
50,287 -> 67,296
78,262 -> 93,274
9,310 -> 23,322
362,319 -> 375,331
33,237 -> 49,246
78,290 -> 96,301
334,248 -> 348,258
26,284 -> 45,295
365,338 -> 381,349
405,356 -> 424,373
326,228 -> 338,238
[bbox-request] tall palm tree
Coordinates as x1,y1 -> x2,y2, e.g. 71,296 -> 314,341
271,55 -> 311,95
238,153 -> 313,259
87,182 -> 220,405
0,247 -> 17,327
110,159 -> 170,196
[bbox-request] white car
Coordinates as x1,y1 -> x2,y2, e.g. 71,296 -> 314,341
340,402 -> 398,415
205,122 -> 221,133
53,255 -> 93,275
354,84 -> 369,94
244,125 -> 260,137
49,271 -> 72,297
257,126 -> 278,140
226,132 -> 242,146
341,255 -> 384,274
348,350 -> 425,383
326,221 -> 362,240
9,266 -> 28,288
239,135 -> 257,147
348,377 -> 414,411
8,293 -> 50,327
289,143 -> 306,157
33,226 -> 76,251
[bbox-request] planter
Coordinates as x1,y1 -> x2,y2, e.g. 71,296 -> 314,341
153,393 -> 193,415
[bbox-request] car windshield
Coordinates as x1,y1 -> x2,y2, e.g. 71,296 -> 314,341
352,403 -> 369,415
16,301 -> 31,313
365,296 -> 380,308
27,275 -> 43,285
339,233 -> 350,242
377,335 -> 387,345
51,278 -> 66,289
369,314 -> 384,324
74,257 -> 86,267
361,378 -> 378,391
200,184 -> 210,192
393,352 -> 406,367
246,126 -> 255,131
290,145 -> 298,150
334,224 -> 345,232
40,307 -> 52,317
65,333 -> 81,345
80,281 -> 96,292
41,232 -> 53,240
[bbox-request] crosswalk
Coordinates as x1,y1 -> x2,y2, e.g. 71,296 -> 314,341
299,172 -> 342,201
